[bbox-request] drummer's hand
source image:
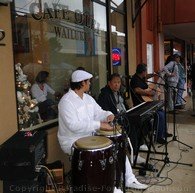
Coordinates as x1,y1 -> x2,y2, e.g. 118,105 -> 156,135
107,114 -> 115,122
100,122 -> 113,131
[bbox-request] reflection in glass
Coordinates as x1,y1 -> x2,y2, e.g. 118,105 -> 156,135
111,10 -> 126,76
98,0 -> 106,3
13,0 -> 108,130
110,8 -> 127,95
15,63 -> 42,130
30,71 -> 61,121
111,0 -> 124,11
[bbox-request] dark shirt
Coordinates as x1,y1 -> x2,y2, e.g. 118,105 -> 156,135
130,74 -> 148,106
98,85 -> 129,115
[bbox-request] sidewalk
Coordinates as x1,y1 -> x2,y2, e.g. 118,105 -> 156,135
128,95 -> 195,193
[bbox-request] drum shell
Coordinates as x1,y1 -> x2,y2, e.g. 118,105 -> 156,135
95,131 -> 125,188
71,144 -> 115,193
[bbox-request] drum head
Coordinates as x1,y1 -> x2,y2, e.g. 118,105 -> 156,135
96,125 -> 122,137
74,136 -> 112,150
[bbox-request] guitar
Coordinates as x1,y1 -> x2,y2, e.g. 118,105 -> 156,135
142,83 -> 163,102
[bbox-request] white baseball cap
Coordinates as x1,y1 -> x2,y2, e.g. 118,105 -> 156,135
71,70 -> 93,82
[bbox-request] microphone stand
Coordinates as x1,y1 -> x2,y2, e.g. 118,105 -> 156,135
122,124 -> 126,193
113,114 -> 126,193
114,112 -> 138,193
175,87 -> 187,105
167,86 -> 193,149
192,90 -> 195,116
153,74 -> 191,149
150,76 -> 192,177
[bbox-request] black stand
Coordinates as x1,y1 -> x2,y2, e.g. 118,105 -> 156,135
151,82 -> 192,177
132,117 -> 161,173
121,123 -> 126,193
191,90 -> 195,116
127,83 -> 168,174
167,88 -> 193,149
112,118 -> 126,193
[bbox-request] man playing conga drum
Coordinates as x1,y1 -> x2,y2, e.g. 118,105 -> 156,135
57,70 -> 148,192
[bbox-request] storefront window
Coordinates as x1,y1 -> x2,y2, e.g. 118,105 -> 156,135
111,0 -> 124,11
111,9 -> 126,90
94,0 -> 106,3
12,0 -> 108,130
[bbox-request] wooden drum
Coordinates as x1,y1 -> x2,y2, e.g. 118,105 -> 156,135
71,136 -> 115,193
95,126 -> 125,188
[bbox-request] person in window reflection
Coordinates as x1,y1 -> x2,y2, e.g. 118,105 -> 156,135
31,71 -> 61,121
57,70 -> 148,191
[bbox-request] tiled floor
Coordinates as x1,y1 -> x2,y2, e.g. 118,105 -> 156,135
127,96 -> 195,193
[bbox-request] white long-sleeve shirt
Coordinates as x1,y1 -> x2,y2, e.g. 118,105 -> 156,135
57,89 -> 113,154
31,83 -> 55,102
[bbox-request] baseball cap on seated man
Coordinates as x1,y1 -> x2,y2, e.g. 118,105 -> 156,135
71,70 -> 93,82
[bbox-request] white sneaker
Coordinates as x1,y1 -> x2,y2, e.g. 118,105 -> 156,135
139,144 -> 148,151
134,155 -> 146,164
114,187 -> 123,193
126,179 -> 148,190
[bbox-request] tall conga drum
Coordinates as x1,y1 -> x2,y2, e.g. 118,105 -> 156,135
71,136 -> 115,193
95,127 -> 125,188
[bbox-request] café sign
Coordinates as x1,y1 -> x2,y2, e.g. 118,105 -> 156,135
29,2 -> 100,32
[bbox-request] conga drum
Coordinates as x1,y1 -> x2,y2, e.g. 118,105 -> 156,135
95,127 -> 125,188
71,136 -> 115,193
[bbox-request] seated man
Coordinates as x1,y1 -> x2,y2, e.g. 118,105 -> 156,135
98,73 -> 148,162
58,70 -> 148,192
130,63 -> 172,144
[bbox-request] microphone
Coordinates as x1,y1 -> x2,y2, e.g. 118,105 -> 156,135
153,72 -> 159,75
153,72 -> 161,76
114,111 -> 126,121
153,71 -> 165,81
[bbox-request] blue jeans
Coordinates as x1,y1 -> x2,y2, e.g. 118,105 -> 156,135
154,109 -> 166,139
176,78 -> 186,105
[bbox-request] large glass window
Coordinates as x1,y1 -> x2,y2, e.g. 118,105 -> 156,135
111,0 -> 125,11
110,6 -> 127,95
12,0 -> 108,130
111,11 -> 126,75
